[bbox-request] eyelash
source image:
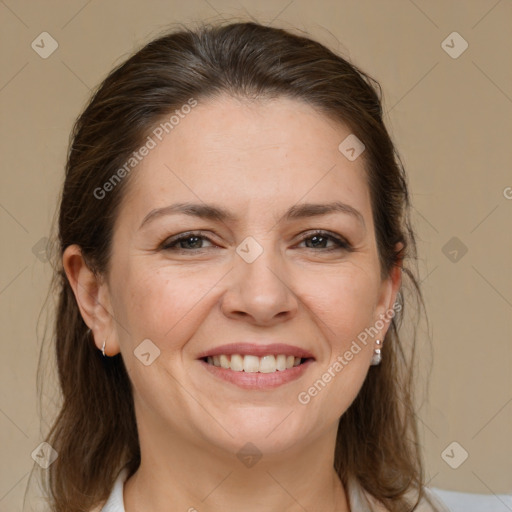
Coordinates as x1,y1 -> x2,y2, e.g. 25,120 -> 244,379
160,230 -> 352,253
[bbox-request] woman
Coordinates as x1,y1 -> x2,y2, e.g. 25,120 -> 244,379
40,21 -> 450,512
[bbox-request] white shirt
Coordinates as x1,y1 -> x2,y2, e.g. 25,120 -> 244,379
97,467 -> 450,512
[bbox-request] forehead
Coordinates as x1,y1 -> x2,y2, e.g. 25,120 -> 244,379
118,95 -> 371,227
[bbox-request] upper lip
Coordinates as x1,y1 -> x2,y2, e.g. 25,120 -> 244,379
196,343 -> 315,360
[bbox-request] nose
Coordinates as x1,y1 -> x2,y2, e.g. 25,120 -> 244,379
220,242 -> 299,326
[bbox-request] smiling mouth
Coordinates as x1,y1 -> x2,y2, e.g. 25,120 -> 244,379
201,354 -> 313,373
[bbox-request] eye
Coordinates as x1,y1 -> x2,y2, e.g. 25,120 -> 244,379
296,230 -> 352,252
160,229 -> 352,253
160,231 -> 216,251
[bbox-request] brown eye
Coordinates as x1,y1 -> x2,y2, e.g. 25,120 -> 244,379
161,232 -> 215,251
297,231 -> 352,251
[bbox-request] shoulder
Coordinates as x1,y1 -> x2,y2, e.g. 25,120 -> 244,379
87,467 -> 130,512
356,481 -> 451,512
410,486 -> 452,512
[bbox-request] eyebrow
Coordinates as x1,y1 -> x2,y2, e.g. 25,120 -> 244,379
138,200 -> 366,230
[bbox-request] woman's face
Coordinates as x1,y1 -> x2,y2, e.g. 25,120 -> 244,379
99,95 -> 400,456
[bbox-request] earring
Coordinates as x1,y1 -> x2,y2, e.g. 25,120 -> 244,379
371,339 -> 382,366
101,339 -> 106,357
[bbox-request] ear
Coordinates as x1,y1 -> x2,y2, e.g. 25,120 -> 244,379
374,242 -> 403,340
62,244 -> 120,356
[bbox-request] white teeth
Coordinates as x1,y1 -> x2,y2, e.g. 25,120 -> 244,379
205,354 -> 308,373
276,354 -> 287,371
243,355 -> 260,373
259,355 -> 276,373
219,354 -> 230,369
230,354 -> 244,372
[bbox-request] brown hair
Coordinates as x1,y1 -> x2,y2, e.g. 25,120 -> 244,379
37,20 -> 437,512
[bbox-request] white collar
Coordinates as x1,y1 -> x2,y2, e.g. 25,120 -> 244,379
99,467 -> 448,512
99,468 -> 129,511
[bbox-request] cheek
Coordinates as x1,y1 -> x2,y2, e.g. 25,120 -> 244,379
113,265 -> 219,349
299,264 -> 380,344
296,270 -> 380,416
111,268 -> 213,407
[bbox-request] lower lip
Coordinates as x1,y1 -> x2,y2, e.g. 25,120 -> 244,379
198,359 -> 314,389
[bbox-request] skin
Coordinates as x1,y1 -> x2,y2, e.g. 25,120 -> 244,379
64,95 -> 402,512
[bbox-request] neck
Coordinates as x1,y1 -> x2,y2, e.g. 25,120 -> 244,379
123,420 -> 349,512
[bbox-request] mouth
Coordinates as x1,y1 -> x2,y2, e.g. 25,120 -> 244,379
200,354 -> 314,373
196,343 -> 316,389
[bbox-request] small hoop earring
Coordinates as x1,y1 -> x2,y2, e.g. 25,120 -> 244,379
371,339 -> 382,366
101,339 -> 106,357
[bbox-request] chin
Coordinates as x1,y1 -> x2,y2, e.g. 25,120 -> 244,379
201,411 -> 311,456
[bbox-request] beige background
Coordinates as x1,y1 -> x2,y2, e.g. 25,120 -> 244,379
1,0 -> 511,510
